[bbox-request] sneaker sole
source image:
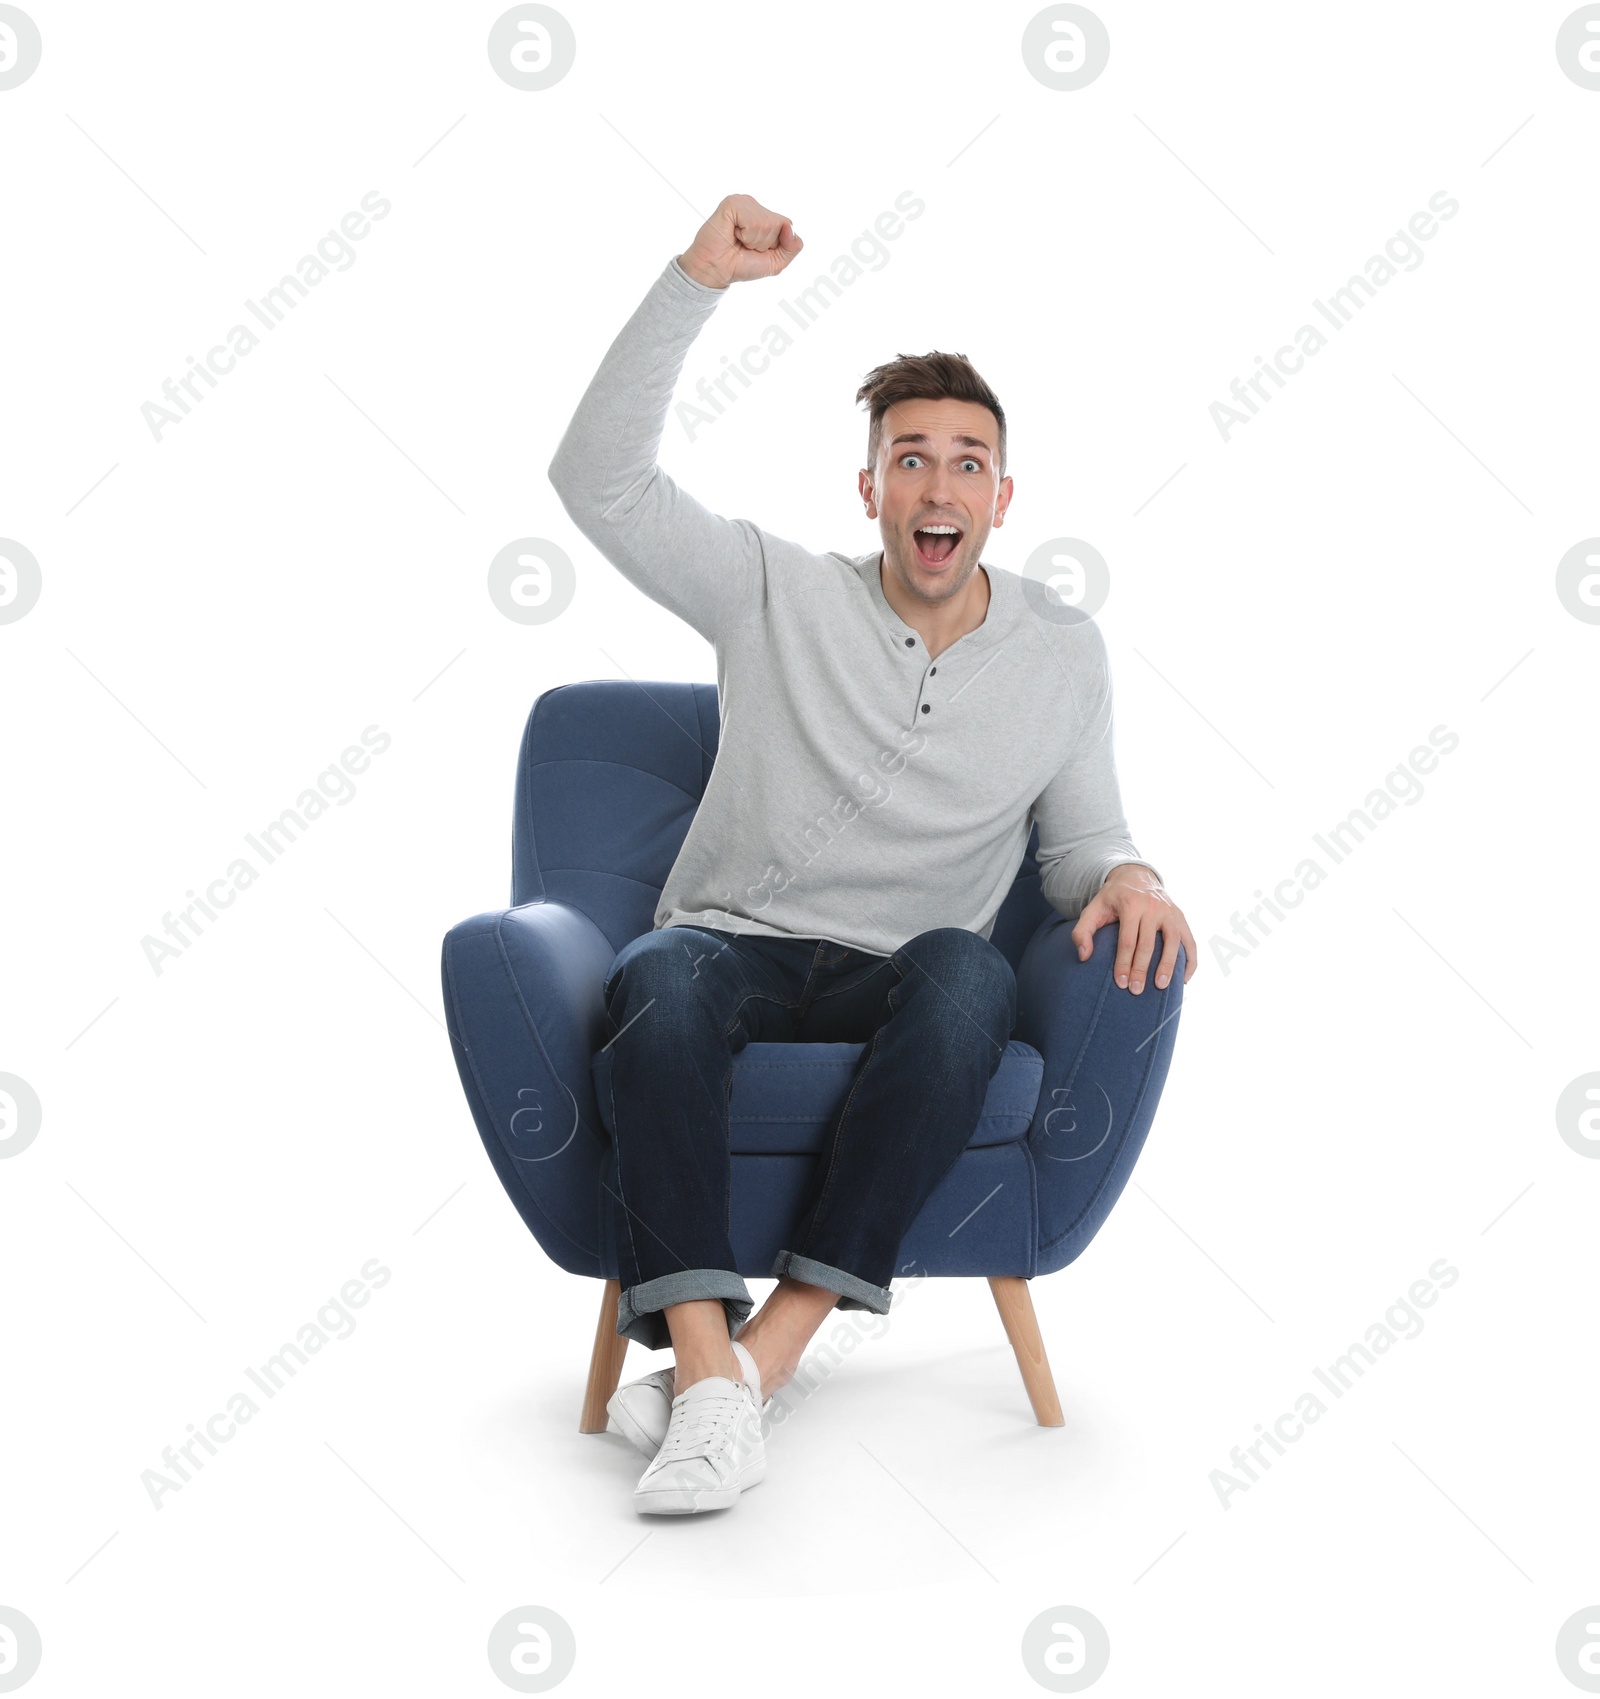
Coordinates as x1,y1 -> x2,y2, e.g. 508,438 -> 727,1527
633,1455 -> 767,1515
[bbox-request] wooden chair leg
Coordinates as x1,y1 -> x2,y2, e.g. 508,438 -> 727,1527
579,1278 -> 630,1433
988,1276 -> 1064,1427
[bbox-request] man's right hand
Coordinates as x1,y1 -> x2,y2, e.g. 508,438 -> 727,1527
677,194 -> 803,291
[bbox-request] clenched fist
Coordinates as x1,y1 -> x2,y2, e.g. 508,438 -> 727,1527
678,194 -> 803,290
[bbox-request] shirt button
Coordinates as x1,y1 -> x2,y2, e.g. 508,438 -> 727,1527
921,703 -> 931,714
904,637 -> 914,647
930,667 -> 937,675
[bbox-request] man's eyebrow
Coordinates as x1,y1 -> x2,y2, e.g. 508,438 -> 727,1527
887,431 -> 992,455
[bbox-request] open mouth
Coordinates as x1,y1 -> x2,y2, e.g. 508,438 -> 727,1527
912,524 -> 963,569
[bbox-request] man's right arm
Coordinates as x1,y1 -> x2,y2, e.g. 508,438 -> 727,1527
545,195 -> 805,646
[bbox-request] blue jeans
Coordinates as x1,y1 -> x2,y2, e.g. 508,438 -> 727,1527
599,924 -> 1018,1349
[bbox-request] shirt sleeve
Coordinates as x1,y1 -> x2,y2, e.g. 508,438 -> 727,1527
545,255 -> 770,646
1030,620 -> 1158,920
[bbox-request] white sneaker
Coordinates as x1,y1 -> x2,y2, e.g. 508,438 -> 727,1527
632,1346 -> 766,1515
606,1366 -> 679,1458
609,1342 -> 767,1459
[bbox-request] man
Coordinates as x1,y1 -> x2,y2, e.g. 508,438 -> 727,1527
547,193 -> 1196,1516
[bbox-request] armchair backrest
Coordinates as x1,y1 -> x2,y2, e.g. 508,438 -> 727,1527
512,679 -> 1052,968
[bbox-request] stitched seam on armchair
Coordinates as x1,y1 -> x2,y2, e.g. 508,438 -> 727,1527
1022,1139 -> 1041,1273
516,696 -> 549,905
441,921 -> 601,1267
539,868 -> 671,890
493,909 -> 611,1156
522,755 -> 704,808
442,935 -> 587,1261
714,1044 -> 1041,1074
729,1111 -> 1034,1124
1035,966 -> 1173,1257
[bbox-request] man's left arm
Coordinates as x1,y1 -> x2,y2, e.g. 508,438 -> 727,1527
1031,627 -> 1197,996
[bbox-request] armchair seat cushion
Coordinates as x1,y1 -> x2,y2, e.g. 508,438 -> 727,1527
592,1037 -> 1044,1155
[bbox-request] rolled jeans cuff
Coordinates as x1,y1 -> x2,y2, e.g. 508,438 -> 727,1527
615,1270 -> 754,1351
770,1249 -> 892,1317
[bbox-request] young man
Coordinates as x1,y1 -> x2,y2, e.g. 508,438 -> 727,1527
547,194 -> 1196,1516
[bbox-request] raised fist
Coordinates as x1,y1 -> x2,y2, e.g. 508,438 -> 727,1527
677,194 -> 803,290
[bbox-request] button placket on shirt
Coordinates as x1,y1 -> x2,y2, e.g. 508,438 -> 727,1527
903,632 -> 940,724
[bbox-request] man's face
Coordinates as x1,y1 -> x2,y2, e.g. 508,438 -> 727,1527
859,397 -> 1013,607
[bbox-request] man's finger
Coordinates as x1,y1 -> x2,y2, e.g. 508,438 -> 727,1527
1154,926 -> 1181,990
1128,912 -> 1159,994
1113,911 -> 1139,989
1072,896 -> 1105,959
1181,921 -> 1199,982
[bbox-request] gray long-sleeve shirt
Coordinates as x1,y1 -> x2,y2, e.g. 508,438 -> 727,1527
546,255 -> 1155,957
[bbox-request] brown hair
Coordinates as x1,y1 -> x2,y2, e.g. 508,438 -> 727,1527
855,352 -> 1007,482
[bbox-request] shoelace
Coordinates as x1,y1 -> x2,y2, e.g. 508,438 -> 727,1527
655,1387 -> 752,1467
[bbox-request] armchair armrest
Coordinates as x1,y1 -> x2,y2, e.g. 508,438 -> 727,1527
1014,913 -> 1186,1277
440,900 -> 616,1276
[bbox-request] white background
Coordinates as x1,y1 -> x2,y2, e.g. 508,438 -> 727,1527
2,2 -> 1596,1694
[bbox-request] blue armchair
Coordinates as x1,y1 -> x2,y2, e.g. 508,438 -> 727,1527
440,679 -> 1185,1428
